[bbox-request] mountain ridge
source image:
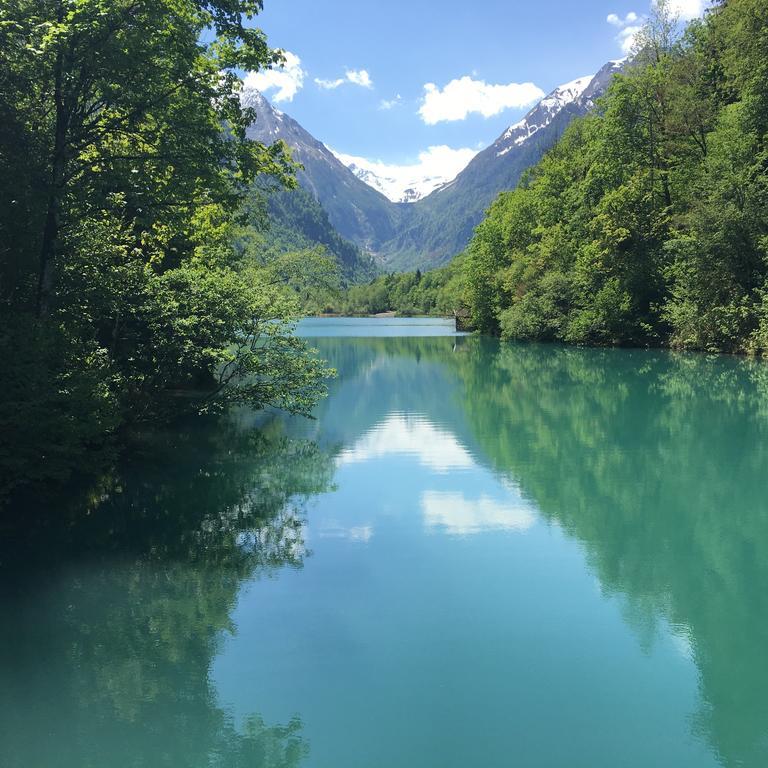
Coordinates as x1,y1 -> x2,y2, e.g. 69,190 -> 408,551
243,88 -> 401,254
243,57 -> 625,272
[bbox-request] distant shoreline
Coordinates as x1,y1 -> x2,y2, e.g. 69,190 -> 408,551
311,312 -> 454,320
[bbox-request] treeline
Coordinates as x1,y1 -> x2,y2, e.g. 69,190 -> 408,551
328,258 -> 466,316
0,0 -> 332,499
357,0 -> 768,351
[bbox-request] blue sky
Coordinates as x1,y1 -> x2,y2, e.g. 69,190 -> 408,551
245,0 -> 707,186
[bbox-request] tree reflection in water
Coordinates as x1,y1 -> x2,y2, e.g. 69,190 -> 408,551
0,415 -> 336,768
447,340 -> 768,768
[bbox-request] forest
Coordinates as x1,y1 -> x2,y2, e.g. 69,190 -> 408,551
0,0 -> 336,498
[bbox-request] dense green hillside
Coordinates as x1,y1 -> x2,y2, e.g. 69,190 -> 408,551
460,0 -> 768,355
259,186 -> 377,282
329,258 -> 467,317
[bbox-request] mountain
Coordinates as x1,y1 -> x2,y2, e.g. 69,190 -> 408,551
376,59 -> 626,270
332,154 -> 457,203
242,58 -> 624,272
493,74 -> 594,154
242,88 -> 401,253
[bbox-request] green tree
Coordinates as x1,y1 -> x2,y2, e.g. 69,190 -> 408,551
0,0 -> 333,498
456,0 -> 768,354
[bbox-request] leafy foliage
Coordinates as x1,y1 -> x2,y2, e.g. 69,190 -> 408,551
456,0 -> 768,354
330,257 -> 467,318
0,0 -> 332,498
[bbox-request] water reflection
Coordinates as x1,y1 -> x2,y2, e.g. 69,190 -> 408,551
0,417 -> 336,768
316,523 -> 374,543
338,413 -> 475,473
421,489 -> 536,535
3,332 -> 768,767
443,340 -> 768,768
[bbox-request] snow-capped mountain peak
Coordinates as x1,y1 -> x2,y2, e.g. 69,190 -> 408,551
337,160 -> 447,203
341,163 -> 446,203
495,73 -> 594,156
540,74 -> 594,110
332,147 -> 479,204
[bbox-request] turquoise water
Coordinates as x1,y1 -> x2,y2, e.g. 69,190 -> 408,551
296,316 -> 462,336
3,318 -> 768,767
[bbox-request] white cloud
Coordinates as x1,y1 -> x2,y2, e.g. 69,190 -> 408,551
607,10 -> 644,54
379,94 -> 402,110
669,0 -> 706,19
346,69 -> 373,88
607,11 -> 638,26
332,145 -> 479,202
418,76 -> 544,124
243,51 -> 305,103
422,490 -> 536,536
315,68 -> 373,90
315,77 -> 345,90
619,24 -> 644,53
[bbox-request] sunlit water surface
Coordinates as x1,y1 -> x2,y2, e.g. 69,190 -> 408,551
3,318 -> 768,767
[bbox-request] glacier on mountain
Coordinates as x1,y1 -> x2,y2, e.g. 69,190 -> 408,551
332,146 -> 479,204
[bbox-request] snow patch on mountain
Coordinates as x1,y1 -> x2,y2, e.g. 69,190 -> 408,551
540,74 -> 594,110
495,73 -> 594,157
332,145 -> 479,203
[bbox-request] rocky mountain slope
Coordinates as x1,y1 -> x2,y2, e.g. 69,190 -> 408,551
243,89 -> 402,254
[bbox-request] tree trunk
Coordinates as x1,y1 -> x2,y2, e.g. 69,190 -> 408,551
36,5 -> 67,319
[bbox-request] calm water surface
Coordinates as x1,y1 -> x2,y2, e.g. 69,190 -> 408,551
3,317 -> 768,767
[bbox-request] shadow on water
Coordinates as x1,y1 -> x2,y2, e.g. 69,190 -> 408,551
0,415 -> 337,768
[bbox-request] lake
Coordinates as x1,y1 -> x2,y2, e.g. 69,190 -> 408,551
2,317 -> 768,767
